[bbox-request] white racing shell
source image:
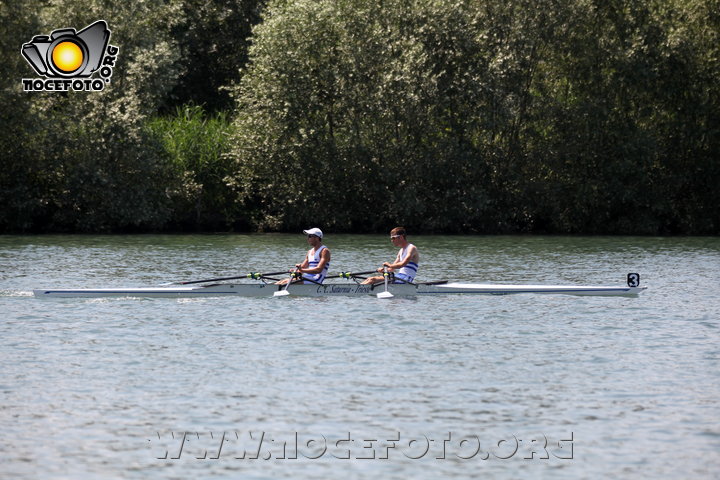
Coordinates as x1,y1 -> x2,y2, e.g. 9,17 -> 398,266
33,282 -> 647,298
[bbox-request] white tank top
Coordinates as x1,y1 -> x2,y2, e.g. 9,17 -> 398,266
303,245 -> 329,283
396,244 -> 418,282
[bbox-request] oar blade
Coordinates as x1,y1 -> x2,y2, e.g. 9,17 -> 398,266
274,289 -> 291,297
377,267 -> 394,298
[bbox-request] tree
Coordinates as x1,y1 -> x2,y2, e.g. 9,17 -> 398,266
2,0 -> 184,231
229,0 -> 500,232
0,0 -> 46,231
163,0 -> 267,113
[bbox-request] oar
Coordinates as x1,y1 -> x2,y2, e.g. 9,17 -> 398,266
246,271 -> 289,280
377,267 -> 394,299
160,271 -> 288,286
325,271 -> 377,279
274,270 -> 298,297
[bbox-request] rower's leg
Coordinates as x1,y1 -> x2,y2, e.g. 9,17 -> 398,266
361,276 -> 384,285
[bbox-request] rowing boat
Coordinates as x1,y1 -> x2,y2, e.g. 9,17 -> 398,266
33,281 -> 646,298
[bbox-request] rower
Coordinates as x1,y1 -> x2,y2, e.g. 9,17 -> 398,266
277,228 -> 331,285
361,227 -> 419,285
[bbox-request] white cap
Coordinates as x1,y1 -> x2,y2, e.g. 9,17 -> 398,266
303,227 -> 323,238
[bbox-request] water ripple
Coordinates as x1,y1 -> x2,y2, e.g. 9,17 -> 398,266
1,235 -> 718,479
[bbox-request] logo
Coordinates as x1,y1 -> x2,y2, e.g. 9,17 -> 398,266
21,20 -> 119,92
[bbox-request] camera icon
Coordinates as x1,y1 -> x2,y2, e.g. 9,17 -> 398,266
22,20 -> 110,78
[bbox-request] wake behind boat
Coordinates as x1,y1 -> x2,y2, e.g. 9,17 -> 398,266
33,274 -> 646,298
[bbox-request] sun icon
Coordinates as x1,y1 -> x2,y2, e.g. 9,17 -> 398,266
51,41 -> 84,73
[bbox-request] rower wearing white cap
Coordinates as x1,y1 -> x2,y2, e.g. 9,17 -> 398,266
277,227 -> 331,285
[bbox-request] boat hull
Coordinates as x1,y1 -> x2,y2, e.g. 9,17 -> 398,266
33,282 -> 647,298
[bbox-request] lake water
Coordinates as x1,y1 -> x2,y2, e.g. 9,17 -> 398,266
1,234 -> 718,479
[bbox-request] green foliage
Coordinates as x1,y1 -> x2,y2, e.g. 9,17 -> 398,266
0,0 -> 186,232
229,0 -> 495,231
524,0 -> 720,233
0,0 -> 45,231
147,105 -> 241,230
229,0 -> 719,234
163,0 -> 267,113
0,0 -> 717,234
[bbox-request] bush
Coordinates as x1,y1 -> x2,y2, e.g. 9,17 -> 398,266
148,105 -> 243,230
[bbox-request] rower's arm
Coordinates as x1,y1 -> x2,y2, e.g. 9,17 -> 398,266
298,248 -> 330,274
383,245 -> 417,270
378,251 -> 400,272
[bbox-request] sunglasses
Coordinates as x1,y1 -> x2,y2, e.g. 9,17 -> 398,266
390,235 -> 403,239
307,234 -> 318,238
